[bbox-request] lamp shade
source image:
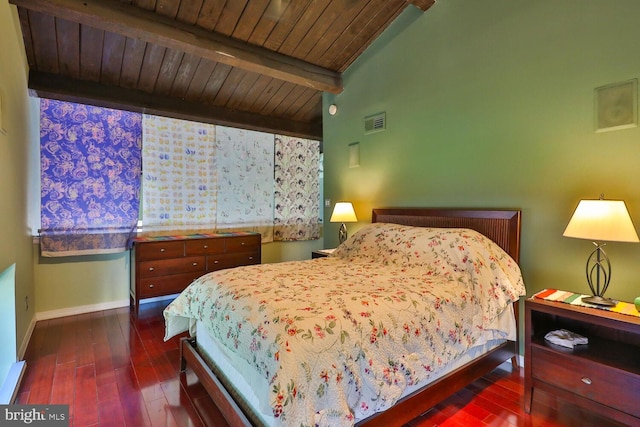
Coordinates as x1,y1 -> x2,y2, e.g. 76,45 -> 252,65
563,199 -> 639,243
330,202 -> 358,223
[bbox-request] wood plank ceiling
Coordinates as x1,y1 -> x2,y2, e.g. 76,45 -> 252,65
10,0 -> 434,139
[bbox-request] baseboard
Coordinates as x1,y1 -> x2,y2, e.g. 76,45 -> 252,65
17,316 -> 35,360
35,299 -> 130,321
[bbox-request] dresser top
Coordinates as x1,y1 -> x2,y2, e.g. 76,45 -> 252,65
129,230 -> 260,244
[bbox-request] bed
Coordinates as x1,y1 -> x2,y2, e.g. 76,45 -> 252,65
164,208 -> 525,426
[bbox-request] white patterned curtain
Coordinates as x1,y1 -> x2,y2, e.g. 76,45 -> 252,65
216,126 -> 275,242
142,115 -> 217,234
274,136 -> 321,241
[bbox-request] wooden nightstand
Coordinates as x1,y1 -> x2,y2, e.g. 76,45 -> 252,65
311,249 -> 335,258
524,297 -> 640,425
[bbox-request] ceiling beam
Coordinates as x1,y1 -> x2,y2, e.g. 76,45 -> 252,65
10,0 -> 343,94
407,0 -> 436,12
28,71 -> 322,139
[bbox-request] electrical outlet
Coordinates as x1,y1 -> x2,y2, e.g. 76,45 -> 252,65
324,199 -> 331,207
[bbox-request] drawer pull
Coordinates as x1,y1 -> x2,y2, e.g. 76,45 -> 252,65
203,245 -> 208,249
160,248 -> 165,252
149,267 -> 155,271
581,377 -> 592,385
248,256 -> 254,260
192,262 -> 198,266
213,260 -> 219,264
241,242 -> 246,246
149,284 -> 155,289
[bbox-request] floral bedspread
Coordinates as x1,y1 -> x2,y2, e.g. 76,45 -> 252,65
164,223 -> 526,427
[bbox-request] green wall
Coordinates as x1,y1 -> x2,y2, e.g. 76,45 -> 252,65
31,238 -> 322,315
0,1 -> 37,355
323,0 -> 640,304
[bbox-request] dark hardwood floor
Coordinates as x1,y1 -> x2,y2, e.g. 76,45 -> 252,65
16,300 -> 628,427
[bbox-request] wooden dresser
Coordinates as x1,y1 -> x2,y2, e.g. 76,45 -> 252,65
524,297 -> 640,425
129,232 -> 261,313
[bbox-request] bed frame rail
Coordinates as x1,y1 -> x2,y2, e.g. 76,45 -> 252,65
356,340 -> 517,426
181,337 -> 253,427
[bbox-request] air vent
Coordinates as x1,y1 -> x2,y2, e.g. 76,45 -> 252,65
364,112 -> 386,134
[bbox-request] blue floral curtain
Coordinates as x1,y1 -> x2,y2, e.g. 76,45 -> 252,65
39,99 -> 142,256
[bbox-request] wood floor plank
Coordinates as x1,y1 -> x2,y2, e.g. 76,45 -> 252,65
41,318 -> 64,356
97,403 -> 127,427
144,394 -> 180,427
104,311 -> 131,369
76,314 -> 96,366
161,378 -> 205,427
50,361 -> 75,418
74,364 -> 99,426
115,365 -> 152,427
56,316 -> 77,365
93,341 -> 117,387
17,299 -> 633,427
26,353 -> 56,404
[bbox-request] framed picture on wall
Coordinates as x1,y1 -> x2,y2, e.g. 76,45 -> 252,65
595,79 -> 637,133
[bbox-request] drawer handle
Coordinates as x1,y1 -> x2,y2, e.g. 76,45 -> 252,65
241,242 -> 246,246
214,260 -> 219,264
149,284 -> 155,288
149,267 -> 155,271
192,262 -> 198,266
581,377 -> 592,385
203,245 -> 208,249
160,248 -> 165,252
248,256 -> 253,260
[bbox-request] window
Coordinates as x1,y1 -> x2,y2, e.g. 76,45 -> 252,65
39,99 -> 142,256
39,100 -> 321,255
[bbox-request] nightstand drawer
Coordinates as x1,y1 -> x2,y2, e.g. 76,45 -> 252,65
532,345 -> 640,417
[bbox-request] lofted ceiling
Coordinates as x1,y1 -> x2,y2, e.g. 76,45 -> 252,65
10,0 -> 434,139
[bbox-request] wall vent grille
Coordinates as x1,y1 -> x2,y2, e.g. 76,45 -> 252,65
364,112 -> 386,134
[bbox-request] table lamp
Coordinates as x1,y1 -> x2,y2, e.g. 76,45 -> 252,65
563,197 -> 639,306
330,202 -> 357,244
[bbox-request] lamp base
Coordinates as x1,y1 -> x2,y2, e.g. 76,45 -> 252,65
582,295 -> 616,307
583,243 -> 616,307
338,223 -> 348,244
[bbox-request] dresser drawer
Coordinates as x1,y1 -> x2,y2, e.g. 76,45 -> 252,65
136,240 -> 185,260
139,256 -> 205,278
207,251 -> 260,271
185,238 -> 226,255
131,233 -> 261,314
226,235 -> 261,252
532,345 -> 640,417
139,272 -> 202,298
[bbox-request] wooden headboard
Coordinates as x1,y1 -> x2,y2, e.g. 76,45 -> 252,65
372,208 -> 522,263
